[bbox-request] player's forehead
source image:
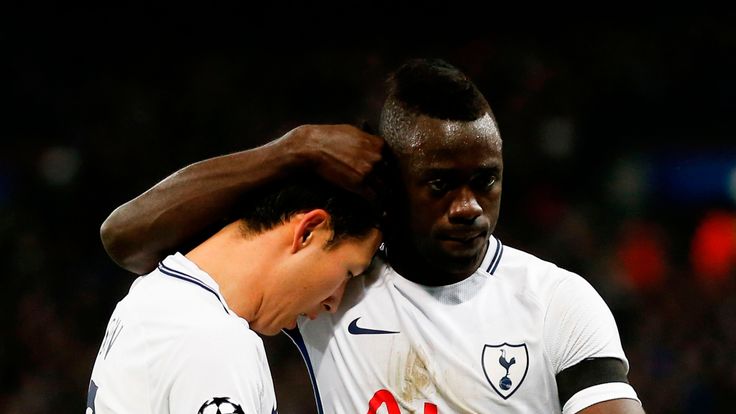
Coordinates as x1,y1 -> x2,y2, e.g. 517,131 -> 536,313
400,113 -> 503,172
328,229 -> 382,260
402,114 -> 501,154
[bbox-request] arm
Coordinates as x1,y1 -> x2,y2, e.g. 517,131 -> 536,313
578,399 -> 644,414
546,275 -> 643,413
169,322 -> 275,413
101,124 -> 384,274
557,358 -> 644,413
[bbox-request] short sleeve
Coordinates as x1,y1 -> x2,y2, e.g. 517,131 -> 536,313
167,321 -> 274,414
543,273 -> 629,374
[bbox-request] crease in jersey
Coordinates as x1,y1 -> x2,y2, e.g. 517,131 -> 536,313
157,262 -> 229,314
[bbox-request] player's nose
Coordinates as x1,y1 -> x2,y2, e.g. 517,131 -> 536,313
321,280 -> 348,314
448,187 -> 482,224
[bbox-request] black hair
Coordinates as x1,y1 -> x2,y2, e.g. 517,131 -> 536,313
235,175 -> 381,248
383,58 -> 490,121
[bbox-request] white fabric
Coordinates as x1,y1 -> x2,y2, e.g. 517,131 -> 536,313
544,274 -> 631,374
87,253 -> 277,414
294,236 -> 640,413
563,382 -> 640,413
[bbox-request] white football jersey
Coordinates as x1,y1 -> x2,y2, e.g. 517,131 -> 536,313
289,236 -> 639,413
87,253 -> 277,414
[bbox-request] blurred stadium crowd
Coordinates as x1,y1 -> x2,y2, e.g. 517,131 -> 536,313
2,11 -> 735,413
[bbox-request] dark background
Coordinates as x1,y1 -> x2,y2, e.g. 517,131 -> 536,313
3,8 -> 736,413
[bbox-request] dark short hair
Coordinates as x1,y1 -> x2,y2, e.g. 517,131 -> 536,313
235,175 -> 381,247
383,58 -> 490,121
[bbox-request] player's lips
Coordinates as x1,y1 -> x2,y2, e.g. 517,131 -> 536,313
438,229 -> 486,243
436,229 -> 488,255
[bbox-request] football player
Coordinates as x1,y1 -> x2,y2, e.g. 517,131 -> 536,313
88,177 -> 381,413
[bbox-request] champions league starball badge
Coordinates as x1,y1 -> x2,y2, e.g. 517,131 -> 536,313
198,397 -> 245,414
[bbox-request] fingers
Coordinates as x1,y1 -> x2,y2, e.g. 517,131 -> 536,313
318,159 -> 383,201
341,124 -> 385,150
348,128 -> 386,200
295,124 -> 387,200
361,131 -> 385,153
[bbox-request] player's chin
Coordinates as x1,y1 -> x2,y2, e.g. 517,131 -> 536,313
283,317 -> 298,332
433,245 -> 486,273
260,326 -> 282,336
436,233 -> 486,254
254,320 -> 288,336
436,241 -> 485,261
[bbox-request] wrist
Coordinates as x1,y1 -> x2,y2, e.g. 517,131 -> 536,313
278,124 -> 319,169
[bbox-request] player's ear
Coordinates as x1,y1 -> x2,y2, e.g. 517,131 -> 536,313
291,209 -> 330,253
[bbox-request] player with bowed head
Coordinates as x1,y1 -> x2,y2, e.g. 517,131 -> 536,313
87,177 -> 382,413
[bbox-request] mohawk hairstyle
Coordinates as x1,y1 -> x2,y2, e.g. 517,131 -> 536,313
384,58 -> 490,121
378,58 -> 494,154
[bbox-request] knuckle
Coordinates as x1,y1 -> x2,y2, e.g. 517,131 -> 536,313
297,124 -> 316,140
361,162 -> 375,174
366,153 -> 382,163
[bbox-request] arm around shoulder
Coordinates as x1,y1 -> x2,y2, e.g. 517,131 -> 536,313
100,124 -> 384,274
100,129 -> 308,274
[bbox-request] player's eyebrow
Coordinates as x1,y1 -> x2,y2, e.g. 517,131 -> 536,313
356,257 -> 378,277
473,166 -> 502,176
419,165 -> 501,179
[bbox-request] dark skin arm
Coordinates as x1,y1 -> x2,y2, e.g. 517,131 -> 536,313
578,399 -> 644,413
100,124 -> 384,274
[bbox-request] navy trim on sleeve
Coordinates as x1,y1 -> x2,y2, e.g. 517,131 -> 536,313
158,263 -> 229,314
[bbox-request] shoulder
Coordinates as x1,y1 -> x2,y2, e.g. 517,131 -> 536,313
119,272 -> 258,358
496,243 -> 614,319
493,243 -> 589,304
123,270 -> 229,323
168,316 -> 269,402
178,315 -> 263,359
165,317 -> 273,414
495,243 -> 570,278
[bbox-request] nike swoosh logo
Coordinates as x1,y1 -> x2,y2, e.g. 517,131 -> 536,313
348,317 -> 400,335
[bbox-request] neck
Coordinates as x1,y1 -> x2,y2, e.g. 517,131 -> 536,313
185,222 -> 282,322
386,242 -> 486,286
